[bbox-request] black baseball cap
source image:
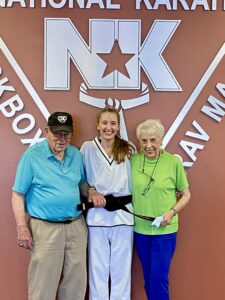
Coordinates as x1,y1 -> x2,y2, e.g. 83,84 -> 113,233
47,112 -> 73,133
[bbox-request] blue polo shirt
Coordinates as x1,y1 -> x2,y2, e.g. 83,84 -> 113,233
13,139 -> 85,221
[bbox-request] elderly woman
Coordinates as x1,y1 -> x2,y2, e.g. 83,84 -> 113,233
131,119 -> 191,300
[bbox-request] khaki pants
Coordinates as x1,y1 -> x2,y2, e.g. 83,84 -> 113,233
28,215 -> 87,300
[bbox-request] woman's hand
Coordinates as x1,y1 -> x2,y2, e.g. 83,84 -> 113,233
160,187 -> 191,227
88,189 -> 106,208
160,210 -> 175,227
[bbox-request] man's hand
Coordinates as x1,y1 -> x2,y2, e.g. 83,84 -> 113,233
17,224 -> 33,250
12,191 -> 33,250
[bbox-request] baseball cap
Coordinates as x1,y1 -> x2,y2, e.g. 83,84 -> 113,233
47,112 -> 73,133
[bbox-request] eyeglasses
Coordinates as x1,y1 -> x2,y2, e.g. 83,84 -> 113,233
51,132 -> 72,140
142,176 -> 154,196
140,153 -> 160,196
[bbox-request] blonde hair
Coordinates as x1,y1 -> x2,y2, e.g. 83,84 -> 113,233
136,119 -> 164,139
97,107 -> 134,163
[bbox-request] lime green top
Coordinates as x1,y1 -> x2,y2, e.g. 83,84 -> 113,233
131,151 -> 189,235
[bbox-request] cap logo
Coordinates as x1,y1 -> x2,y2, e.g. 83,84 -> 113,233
57,116 -> 67,123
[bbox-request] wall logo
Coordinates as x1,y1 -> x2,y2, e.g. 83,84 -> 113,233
45,18 -> 181,91
1,18 -> 225,167
44,18 -> 181,139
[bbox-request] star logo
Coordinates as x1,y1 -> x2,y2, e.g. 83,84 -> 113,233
98,39 -> 134,79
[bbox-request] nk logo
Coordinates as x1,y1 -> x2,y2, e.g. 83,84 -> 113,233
45,18 -> 182,140
45,18 -> 181,92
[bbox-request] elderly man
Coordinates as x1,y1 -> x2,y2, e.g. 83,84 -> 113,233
12,112 -> 100,300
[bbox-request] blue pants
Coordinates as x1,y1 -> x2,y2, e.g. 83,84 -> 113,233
134,232 -> 177,300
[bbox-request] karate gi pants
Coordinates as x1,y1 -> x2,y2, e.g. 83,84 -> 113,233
88,225 -> 133,300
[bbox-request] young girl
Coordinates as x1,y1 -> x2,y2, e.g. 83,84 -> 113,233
80,107 -> 134,300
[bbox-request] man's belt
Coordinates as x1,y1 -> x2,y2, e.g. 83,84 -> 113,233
30,216 -> 80,224
77,194 -> 155,222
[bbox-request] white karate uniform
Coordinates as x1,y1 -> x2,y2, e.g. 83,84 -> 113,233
80,137 -> 134,300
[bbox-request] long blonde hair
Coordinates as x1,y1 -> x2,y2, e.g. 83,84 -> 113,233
97,107 -> 134,163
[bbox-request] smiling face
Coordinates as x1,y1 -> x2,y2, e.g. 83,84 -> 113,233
136,119 -> 164,160
97,111 -> 120,142
138,133 -> 163,160
139,134 -> 162,159
45,127 -> 72,156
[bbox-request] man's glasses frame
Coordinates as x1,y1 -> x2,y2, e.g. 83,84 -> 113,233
51,132 -> 72,140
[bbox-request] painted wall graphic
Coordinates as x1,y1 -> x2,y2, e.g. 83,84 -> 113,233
1,2 -> 225,300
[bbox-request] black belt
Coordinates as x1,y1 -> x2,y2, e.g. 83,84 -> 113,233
77,194 -> 132,212
77,194 -> 155,222
30,216 -> 78,224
